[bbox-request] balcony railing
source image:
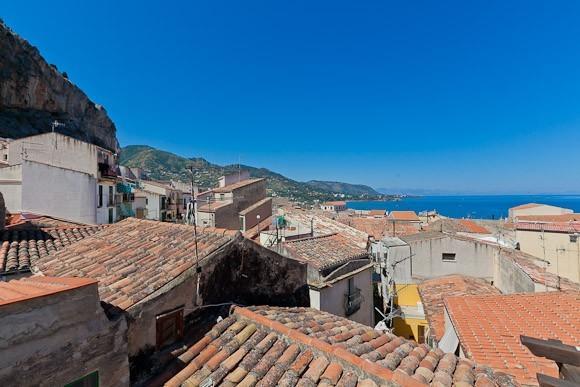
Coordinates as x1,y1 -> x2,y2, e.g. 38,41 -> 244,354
98,162 -> 117,179
344,288 -> 362,316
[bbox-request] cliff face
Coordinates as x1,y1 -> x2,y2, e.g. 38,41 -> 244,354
0,21 -> 118,151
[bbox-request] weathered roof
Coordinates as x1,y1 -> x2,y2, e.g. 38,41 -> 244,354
6,212 -> 88,229
368,209 -> 386,217
36,218 -> 235,311
388,211 -> 420,221
338,217 -> 420,239
163,305 -> 518,387
515,221 -> 580,233
0,225 -> 106,275
197,199 -> 233,212
427,219 -> 491,234
418,275 -> 500,341
281,233 -> 368,271
516,213 -> 580,222
500,249 -> 580,292
0,276 -> 97,306
445,292 -> 580,386
402,231 -> 448,243
212,178 -> 265,193
282,208 -> 369,248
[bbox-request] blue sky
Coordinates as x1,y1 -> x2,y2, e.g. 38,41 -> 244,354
4,1 -> 580,194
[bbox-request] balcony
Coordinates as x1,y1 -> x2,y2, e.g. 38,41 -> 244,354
344,287 -> 362,316
98,162 -> 117,179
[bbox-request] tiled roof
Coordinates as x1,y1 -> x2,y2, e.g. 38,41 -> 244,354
388,211 -> 420,221
427,219 -> 490,234
0,225 -> 106,275
500,249 -> 580,292
338,217 -> 421,239
282,233 -> 368,271
515,221 -> 580,233
0,276 -> 97,306
283,208 -> 369,248
163,305 -> 518,387
212,178 -> 265,193
6,212 -> 87,229
36,218 -> 235,311
402,231 -> 448,243
516,213 -> 580,222
418,275 -> 500,341
368,209 -> 386,217
445,292 -> 580,386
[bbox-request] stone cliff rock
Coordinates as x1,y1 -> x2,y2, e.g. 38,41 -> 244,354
0,21 -> 118,151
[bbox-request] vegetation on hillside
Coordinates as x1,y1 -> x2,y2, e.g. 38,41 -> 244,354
120,145 -> 389,203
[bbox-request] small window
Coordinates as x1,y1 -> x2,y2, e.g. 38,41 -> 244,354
108,208 -> 114,224
418,325 -> 426,344
98,185 -> 103,208
156,308 -> 184,349
570,235 -> 578,243
65,371 -> 99,387
442,253 -> 456,262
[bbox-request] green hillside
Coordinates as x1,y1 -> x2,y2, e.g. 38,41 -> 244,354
119,145 -> 386,203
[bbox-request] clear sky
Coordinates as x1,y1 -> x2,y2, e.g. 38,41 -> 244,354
4,1 -> 580,194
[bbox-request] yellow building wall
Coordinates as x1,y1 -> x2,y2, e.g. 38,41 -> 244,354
392,284 -> 428,342
516,229 -> 580,283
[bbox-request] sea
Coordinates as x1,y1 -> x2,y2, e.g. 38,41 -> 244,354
347,195 -> 580,220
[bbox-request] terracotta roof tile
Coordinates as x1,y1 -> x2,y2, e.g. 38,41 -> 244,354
322,201 -> 346,206
0,276 -> 97,306
368,210 -> 386,217
445,292 -> 580,386
515,213 -> 580,222
427,219 -> 491,234
0,224 -> 106,274
281,233 -> 368,271
163,306 -> 518,387
388,211 -> 420,222
282,208 -> 369,249
418,275 -> 500,341
515,221 -> 580,233
337,217 -> 420,238
35,218 -> 234,311
510,203 -> 543,210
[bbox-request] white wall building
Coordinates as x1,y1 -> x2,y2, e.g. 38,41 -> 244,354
0,133 -> 118,224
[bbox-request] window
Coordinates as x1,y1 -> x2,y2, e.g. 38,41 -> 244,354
108,208 -> 114,224
156,308 -> 184,349
344,277 -> 362,316
98,185 -> 103,208
108,186 -> 114,206
442,253 -> 456,262
570,234 -> 578,243
65,371 -> 99,387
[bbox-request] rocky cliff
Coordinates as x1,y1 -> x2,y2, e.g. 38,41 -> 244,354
0,21 -> 118,151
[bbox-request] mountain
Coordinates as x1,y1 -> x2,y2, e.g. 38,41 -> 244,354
120,145 -> 385,203
0,21 -> 118,151
306,180 -> 380,196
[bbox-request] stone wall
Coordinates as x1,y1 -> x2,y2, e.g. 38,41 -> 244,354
0,283 -> 129,387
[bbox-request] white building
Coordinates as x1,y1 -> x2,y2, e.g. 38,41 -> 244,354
276,233 -> 374,326
0,133 -> 117,224
320,201 -> 347,212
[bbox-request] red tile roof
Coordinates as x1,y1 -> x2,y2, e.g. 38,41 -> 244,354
516,213 -> 580,222
445,292 -> 580,386
281,233 -> 368,271
6,212 -> 88,229
427,219 -> 491,234
0,225 -> 106,274
212,178 -> 265,193
196,199 -> 233,212
36,218 -> 235,311
368,209 -> 386,217
338,217 -> 420,238
515,221 -> 580,233
163,305 -> 516,387
388,211 -> 420,221
457,219 -> 491,234
418,275 -> 500,341
283,208 -> 369,248
0,276 -> 97,306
